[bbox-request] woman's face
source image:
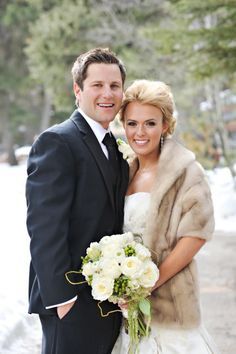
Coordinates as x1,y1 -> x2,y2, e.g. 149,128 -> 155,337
123,101 -> 168,158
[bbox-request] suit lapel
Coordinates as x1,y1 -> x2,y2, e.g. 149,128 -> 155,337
114,139 -> 129,229
111,130 -> 129,198
70,111 -> 115,210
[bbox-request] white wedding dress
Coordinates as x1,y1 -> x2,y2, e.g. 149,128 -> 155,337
112,192 -> 220,354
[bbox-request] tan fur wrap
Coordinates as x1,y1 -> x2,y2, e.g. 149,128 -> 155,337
129,138 -> 215,328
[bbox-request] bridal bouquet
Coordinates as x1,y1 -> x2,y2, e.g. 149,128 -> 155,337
66,232 -> 159,354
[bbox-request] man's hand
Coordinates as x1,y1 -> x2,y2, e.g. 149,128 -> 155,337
57,301 -> 76,319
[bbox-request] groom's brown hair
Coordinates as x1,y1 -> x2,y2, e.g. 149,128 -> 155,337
71,47 -> 126,89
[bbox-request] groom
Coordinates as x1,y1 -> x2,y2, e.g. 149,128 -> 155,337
26,48 -> 129,354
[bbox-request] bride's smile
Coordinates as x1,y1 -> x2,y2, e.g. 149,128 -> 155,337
123,101 -> 168,159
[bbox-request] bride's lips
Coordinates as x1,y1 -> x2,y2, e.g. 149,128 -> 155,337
134,139 -> 149,146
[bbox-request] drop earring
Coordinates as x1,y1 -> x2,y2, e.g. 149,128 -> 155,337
160,135 -> 164,153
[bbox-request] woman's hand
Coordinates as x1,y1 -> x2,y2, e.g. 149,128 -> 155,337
118,299 -> 128,310
118,300 -> 129,319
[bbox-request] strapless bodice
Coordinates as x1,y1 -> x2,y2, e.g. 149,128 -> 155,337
123,192 -> 150,236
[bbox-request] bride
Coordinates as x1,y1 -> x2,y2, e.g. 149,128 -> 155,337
112,80 -> 220,353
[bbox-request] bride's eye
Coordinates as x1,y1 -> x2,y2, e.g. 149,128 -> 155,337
145,121 -> 156,127
126,121 -> 137,127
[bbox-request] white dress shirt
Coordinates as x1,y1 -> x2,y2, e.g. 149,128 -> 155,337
46,108 -> 111,309
78,107 -> 111,158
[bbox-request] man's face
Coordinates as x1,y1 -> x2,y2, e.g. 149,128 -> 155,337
74,63 -> 124,129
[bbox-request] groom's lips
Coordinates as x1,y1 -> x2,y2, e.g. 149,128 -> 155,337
97,103 -> 115,108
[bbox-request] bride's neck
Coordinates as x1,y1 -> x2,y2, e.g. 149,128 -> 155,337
137,156 -> 159,172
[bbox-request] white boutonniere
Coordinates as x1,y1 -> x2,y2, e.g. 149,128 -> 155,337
116,138 -> 135,162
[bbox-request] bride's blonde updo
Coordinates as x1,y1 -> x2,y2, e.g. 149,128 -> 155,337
119,80 -> 177,137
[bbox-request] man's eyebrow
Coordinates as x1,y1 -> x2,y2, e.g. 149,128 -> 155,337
90,80 -> 122,84
90,80 -> 103,83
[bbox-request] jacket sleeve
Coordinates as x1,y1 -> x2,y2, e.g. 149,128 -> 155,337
176,165 -> 215,241
26,131 -> 78,307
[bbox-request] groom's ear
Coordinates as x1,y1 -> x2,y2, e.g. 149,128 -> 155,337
73,82 -> 81,98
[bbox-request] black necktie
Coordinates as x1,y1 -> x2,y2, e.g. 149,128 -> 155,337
102,133 -> 119,176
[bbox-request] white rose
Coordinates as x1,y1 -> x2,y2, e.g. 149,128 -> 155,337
122,232 -> 134,245
101,242 -> 123,259
91,275 -> 114,301
87,242 -> 101,260
82,260 -> 100,279
109,234 -> 123,244
82,262 -> 95,279
135,243 -> 151,260
100,234 -> 124,250
139,261 -> 159,288
99,235 -> 113,246
99,258 -> 121,279
121,256 -> 143,279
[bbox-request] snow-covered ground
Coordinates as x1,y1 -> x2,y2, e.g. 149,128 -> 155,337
0,162 -> 235,353
0,163 -> 41,353
206,167 -> 236,233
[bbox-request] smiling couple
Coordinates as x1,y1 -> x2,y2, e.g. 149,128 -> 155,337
26,48 -> 219,354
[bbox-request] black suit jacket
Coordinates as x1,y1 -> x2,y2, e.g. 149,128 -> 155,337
26,111 -> 129,327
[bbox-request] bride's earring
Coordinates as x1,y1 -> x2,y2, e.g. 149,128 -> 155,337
160,135 -> 164,153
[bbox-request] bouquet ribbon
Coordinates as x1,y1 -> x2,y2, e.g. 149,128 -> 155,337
65,270 -> 122,318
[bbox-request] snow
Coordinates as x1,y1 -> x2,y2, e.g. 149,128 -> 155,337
0,163 -> 40,353
206,167 -> 236,233
0,161 -> 235,353
15,146 -> 31,159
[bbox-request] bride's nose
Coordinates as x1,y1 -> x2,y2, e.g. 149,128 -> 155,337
136,124 -> 145,136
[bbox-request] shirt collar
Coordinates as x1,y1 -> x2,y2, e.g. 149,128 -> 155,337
78,108 -> 110,144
